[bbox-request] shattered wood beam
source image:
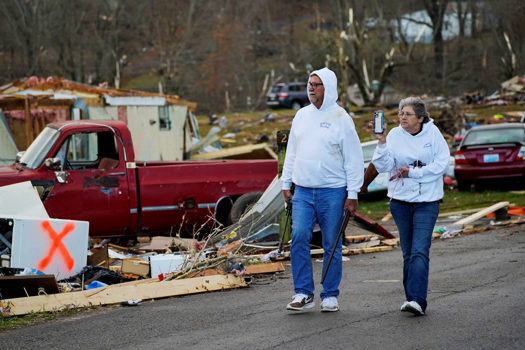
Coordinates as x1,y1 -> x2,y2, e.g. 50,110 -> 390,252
245,262 -> 285,275
438,207 -> 489,217
345,234 -> 380,243
452,202 -> 509,228
252,246 -> 393,260
0,274 -> 246,317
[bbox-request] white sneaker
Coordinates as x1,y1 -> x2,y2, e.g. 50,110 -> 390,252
400,301 -> 410,312
404,301 -> 424,316
321,297 -> 339,312
287,294 -> 315,311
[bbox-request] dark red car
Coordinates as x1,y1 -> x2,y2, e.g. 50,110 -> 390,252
454,123 -> 525,190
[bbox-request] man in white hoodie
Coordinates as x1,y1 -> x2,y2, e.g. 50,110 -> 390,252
282,67 -> 364,312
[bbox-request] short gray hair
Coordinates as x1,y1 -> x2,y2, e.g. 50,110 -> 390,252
399,96 -> 430,123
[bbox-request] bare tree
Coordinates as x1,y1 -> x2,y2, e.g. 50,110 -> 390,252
0,0 -> 52,77
423,0 -> 449,85
48,0 -> 90,82
336,7 -> 397,106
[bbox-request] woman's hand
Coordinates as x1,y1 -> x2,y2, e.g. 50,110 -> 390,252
376,123 -> 387,144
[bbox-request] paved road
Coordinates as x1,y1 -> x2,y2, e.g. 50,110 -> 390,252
1,224 -> 524,349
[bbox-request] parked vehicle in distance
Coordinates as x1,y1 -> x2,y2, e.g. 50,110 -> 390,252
0,120 -> 277,237
266,82 -> 309,110
454,123 -> 525,190
361,140 -> 388,193
361,139 -> 455,194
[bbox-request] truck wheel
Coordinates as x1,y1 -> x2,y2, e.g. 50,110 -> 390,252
228,192 -> 263,224
291,101 -> 302,110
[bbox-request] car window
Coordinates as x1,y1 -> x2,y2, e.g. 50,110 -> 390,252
270,85 -> 283,93
463,128 -> 524,146
289,85 -> 299,92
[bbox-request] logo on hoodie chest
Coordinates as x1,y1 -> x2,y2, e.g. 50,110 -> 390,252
320,122 -> 331,129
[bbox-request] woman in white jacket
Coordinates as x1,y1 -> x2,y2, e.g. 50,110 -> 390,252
371,96 -> 449,316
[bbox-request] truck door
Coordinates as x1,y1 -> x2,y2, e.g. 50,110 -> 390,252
44,130 -> 130,236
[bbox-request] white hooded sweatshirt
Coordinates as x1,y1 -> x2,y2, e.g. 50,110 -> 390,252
281,67 -> 364,199
371,120 -> 449,202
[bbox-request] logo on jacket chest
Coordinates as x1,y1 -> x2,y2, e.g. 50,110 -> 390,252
320,122 -> 331,129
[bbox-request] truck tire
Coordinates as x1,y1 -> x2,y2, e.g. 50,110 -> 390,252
228,192 -> 263,224
291,101 -> 302,110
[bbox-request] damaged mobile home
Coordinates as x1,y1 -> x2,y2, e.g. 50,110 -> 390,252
0,76 -> 198,161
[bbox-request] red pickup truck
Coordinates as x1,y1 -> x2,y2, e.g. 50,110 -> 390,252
0,120 -> 277,237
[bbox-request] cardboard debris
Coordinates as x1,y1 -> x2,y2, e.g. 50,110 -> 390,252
139,236 -> 197,252
0,275 -> 59,299
87,246 -> 109,268
121,259 -> 150,278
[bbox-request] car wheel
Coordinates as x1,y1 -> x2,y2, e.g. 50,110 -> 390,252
228,192 -> 263,224
291,101 -> 302,110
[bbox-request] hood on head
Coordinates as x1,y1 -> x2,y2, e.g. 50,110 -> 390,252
309,67 -> 338,111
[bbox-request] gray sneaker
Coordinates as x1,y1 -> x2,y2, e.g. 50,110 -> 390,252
321,297 -> 339,312
404,301 -> 425,316
287,294 -> 315,311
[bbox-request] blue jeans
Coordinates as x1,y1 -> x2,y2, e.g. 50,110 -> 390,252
390,199 -> 440,312
290,185 -> 347,300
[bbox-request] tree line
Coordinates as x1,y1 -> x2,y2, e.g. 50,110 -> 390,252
0,0 -> 523,112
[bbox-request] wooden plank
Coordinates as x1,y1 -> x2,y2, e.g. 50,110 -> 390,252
345,234 -> 380,243
261,246 -> 394,259
344,246 -> 393,255
346,240 -> 381,249
0,274 -> 246,317
381,238 -> 400,247
461,227 -> 489,235
245,262 -> 285,275
453,202 -> 509,227
438,207 -> 488,218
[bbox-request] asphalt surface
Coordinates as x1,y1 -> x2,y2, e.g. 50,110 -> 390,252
1,224 -> 524,349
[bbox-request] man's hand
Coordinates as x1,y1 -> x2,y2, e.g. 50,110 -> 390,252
283,189 -> 293,203
344,198 -> 358,216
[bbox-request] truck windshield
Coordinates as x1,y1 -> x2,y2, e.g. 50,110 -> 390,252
19,127 -> 61,169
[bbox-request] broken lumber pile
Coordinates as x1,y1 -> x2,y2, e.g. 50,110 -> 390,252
0,274 -> 246,317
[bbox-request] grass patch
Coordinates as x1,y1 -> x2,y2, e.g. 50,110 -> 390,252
0,307 -> 90,332
358,188 -> 525,221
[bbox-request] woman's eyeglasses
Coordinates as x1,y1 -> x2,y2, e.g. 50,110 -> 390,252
398,112 -> 417,117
